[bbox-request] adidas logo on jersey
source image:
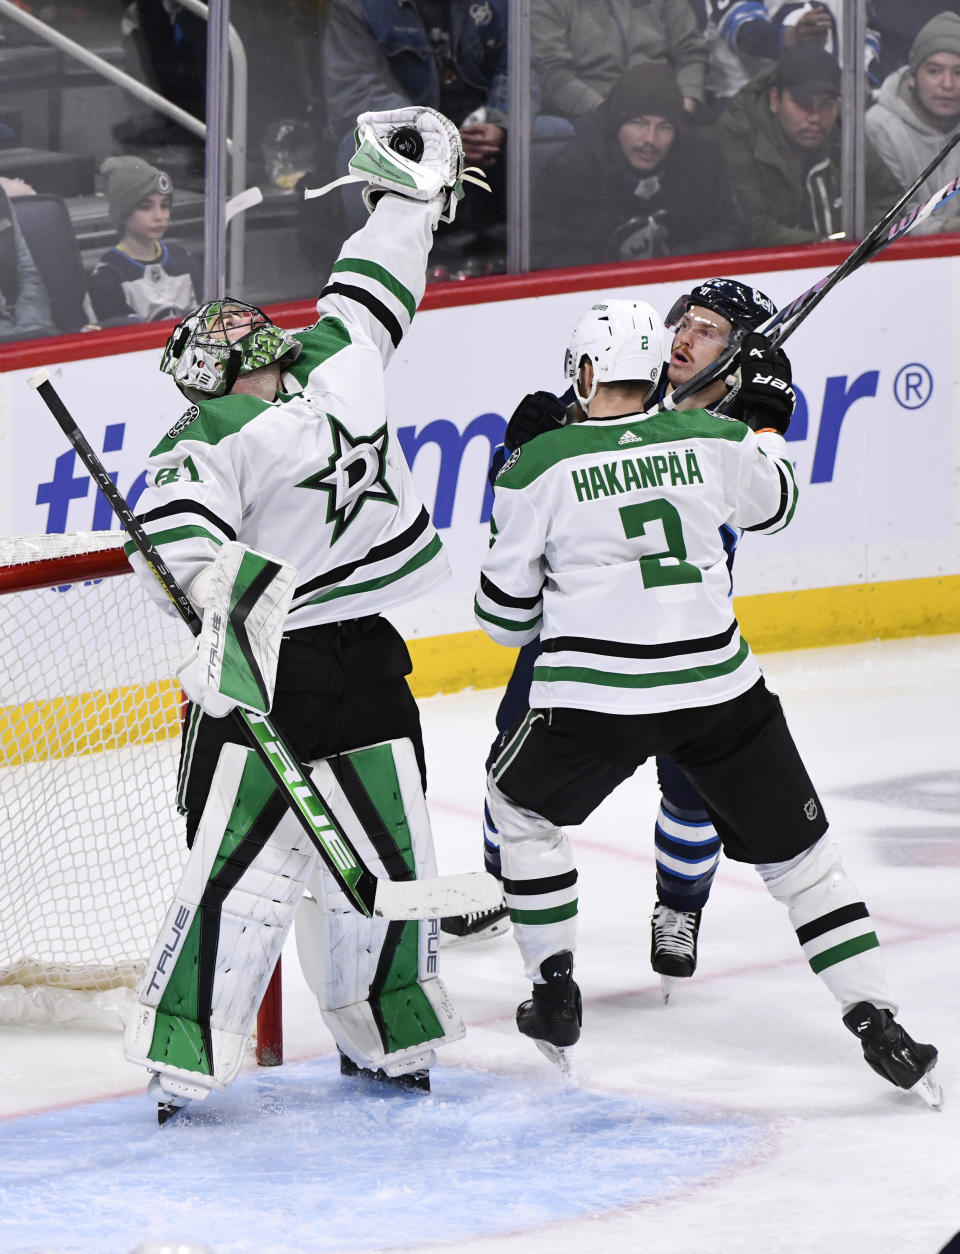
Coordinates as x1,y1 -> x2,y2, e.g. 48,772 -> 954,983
618,430 -> 643,445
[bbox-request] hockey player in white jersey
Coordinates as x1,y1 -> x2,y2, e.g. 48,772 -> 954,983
122,106 -> 489,1120
475,298 -> 941,1105
467,280 -> 794,985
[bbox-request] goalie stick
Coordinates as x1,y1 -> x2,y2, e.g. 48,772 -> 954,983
28,371 -> 502,924
664,130 -> 960,411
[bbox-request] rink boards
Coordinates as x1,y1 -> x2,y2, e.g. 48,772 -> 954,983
1,245 -> 958,711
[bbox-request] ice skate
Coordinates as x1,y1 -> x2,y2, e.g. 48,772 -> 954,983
440,900 -> 510,945
147,1072 -> 193,1126
842,1002 -> 942,1109
650,902 -> 701,1002
516,951 -> 582,1075
338,1049 -> 431,1092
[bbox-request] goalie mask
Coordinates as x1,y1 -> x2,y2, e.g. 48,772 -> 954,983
161,299 -> 302,401
664,279 -> 777,344
564,299 -> 665,409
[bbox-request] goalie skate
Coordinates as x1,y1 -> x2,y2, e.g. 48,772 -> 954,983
338,1049 -> 431,1092
842,1002 -> 942,1109
440,901 -> 510,946
147,1072 -> 206,1126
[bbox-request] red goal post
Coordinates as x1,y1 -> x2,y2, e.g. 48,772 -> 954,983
0,531 -> 282,1063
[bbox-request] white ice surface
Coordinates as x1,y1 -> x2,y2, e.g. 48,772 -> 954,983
1,636 -> 958,1254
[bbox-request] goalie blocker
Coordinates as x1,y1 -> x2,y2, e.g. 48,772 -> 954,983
125,736 -> 464,1110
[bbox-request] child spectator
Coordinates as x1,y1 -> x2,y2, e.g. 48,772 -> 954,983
87,156 -> 201,324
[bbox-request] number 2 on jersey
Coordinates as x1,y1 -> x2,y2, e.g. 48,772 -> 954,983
618,499 -> 703,589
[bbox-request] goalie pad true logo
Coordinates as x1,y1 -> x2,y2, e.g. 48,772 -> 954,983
146,904 -> 192,994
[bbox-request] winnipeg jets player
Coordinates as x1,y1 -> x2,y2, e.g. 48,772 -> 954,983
123,106 -> 488,1120
475,297 -> 941,1107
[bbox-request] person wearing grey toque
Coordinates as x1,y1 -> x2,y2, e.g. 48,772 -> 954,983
87,156 -> 201,325
866,10 -> 960,231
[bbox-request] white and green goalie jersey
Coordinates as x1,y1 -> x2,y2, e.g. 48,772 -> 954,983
127,196 -> 449,628
475,409 -> 799,715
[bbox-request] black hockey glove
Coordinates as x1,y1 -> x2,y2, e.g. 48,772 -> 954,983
505,390 -> 568,450
732,332 -> 796,435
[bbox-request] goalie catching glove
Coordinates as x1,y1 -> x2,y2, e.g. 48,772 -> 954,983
729,332 -> 796,435
304,106 -> 490,225
178,541 -> 297,719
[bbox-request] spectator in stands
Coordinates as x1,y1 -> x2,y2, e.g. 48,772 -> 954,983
0,182 -> 55,341
698,3 -> 883,121
87,156 -> 201,324
532,63 -> 742,268
115,0 -> 207,148
532,0 -> 708,120
715,46 -> 901,246
323,0 -> 569,253
866,11 -> 960,231
870,1 -> 960,83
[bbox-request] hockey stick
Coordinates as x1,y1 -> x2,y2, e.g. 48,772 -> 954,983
28,371 -> 502,923
664,131 -> 960,410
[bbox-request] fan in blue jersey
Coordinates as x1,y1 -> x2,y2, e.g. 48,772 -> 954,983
473,294 -> 940,1106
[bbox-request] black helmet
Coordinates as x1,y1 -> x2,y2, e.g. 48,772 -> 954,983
665,278 -> 777,342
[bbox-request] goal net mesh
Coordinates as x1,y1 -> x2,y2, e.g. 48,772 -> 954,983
0,532 -> 191,1028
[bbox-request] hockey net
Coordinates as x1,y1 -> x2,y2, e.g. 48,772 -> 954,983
1,532 -> 284,1061
0,532 -> 191,1029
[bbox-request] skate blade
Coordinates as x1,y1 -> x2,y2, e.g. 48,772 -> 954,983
157,1100 -> 191,1126
660,975 -> 678,1004
533,1039 -> 574,1078
439,918 -> 511,947
913,1068 -> 943,1110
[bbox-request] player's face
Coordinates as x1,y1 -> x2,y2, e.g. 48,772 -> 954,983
205,303 -> 268,345
125,192 -> 171,243
617,114 -> 676,172
668,305 -> 733,387
769,86 -> 839,148
911,53 -> 960,121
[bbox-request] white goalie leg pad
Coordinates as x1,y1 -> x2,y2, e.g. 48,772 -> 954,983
178,541 -> 296,718
124,743 -> 318,1095
295,737 -> 465,1075
757,834 -> 894,1014
487,778 -> 578,982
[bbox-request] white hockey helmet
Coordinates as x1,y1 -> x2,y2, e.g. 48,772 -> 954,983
564,299 -> 665,409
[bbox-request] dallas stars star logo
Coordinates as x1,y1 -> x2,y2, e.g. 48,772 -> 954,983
296,413 -> 397,542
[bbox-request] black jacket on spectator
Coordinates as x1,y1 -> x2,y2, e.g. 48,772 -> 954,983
532,112 -> 743,270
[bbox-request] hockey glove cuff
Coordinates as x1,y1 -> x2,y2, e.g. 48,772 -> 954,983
178,541 -> 297,719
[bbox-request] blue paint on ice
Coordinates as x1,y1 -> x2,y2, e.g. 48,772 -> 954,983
0,1057 -> 769,1253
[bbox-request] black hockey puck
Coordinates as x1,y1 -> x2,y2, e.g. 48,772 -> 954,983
389,126 -> 424,163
